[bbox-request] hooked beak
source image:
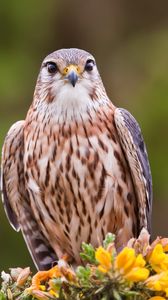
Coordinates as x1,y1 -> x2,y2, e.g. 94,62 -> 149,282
63,65 -> 79,87
68,71 -> 78,87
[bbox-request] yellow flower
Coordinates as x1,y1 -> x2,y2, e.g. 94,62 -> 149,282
148,244 -> 168,273
49,289 -> 59,298
166,288 -> 168,296
39,285 -> 46,291
48,266 -> 62,278
149,297 -> 166,300
25,265 -> 62,300
125,267 -> 149,282
146,271 -> 168,294
134,254 -> 146,268
116,247 -> 149,282
151,238 -> 168,253
116,248 -> 136,273
30,266 -> 62,290
95,246 -> 112,273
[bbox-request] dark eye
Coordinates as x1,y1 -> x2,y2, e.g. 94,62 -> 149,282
46,62 -> 58,74
85,59 -> 95,72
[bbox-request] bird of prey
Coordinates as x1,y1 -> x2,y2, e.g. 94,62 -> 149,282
1,48 -> 152,270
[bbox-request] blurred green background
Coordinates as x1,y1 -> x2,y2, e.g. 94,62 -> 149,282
0,0 -> 168,271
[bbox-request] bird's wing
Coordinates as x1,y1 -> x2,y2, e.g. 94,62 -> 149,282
1,121 -> 57,270
1,121 -> 25,231
114,108 -> 152,233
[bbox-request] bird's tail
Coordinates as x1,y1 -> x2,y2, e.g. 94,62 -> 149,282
20,203 -> 57,270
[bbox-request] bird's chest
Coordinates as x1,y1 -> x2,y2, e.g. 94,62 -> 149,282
24,116 -> 123,202
24,112 -> 136,258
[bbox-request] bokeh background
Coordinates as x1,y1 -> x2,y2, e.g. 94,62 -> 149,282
0,0 -> 168,271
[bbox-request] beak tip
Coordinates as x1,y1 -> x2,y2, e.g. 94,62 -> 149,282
67,71 -> 78,87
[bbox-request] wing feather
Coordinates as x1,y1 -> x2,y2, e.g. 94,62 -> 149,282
114,108 -> 152,233
1,121 -> 57,270
1,121 -> 25,230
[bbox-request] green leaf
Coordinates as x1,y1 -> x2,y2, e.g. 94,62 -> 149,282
101,296 -> 108,300
18,291 -> 34,300
0,291 -> 7,300
80,242 -> 96,264
103,233 -> 115,249
19,295 -> 33,300
76,266 -> 91,285
113,289 -> 122,300
95,269 -> 105,280
50,277 -> 62,287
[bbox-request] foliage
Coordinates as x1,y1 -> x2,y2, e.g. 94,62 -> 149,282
1,230 -> 168,299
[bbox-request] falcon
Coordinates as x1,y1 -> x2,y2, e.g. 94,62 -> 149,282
1,48 -> 152,270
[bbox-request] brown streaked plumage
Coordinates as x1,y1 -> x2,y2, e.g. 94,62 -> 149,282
1,48 -> 152,270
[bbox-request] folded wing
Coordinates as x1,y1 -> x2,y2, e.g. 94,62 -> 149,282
114,108 -> 152,233
1,121 -> 57,270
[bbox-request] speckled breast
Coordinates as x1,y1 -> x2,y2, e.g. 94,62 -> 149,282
24,107 -> 137,263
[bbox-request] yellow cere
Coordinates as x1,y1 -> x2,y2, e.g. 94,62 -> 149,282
63,64 -> 80,75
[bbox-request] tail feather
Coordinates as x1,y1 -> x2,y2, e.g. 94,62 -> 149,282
20,205 -> 57,270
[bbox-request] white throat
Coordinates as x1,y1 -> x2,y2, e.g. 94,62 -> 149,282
35,79 -> 109,124
43,82 -> 107,123
55,83 -> 93,114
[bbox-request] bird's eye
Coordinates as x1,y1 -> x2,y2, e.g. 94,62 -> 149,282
46,62 -> 58,74
85,59 -> 95,72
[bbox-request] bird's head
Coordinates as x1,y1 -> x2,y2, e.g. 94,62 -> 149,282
43,49 -> 96,87
33,48 -> 108,119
